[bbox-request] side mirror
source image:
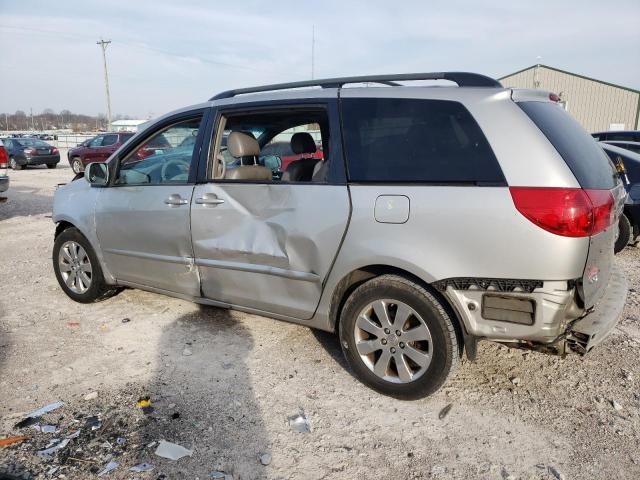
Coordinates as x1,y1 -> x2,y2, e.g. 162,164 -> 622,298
84,162 -> 109,186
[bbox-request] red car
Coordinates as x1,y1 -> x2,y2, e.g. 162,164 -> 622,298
260,141 -> 323,171
67,132 -> 134,174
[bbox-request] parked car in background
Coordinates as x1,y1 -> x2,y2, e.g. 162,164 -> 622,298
53,72 -> 627,399
602,140 -> 640,156
0,139 -> 9,194
592,130 -> 640,142
3,137 -> 60,170
601,142 -> 640,252
67,132 -> 134,174
260,140 -> 323,171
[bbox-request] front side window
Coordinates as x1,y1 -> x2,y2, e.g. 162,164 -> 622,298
341,98 -> 503,183
117,116 -> 202,185
89,136 -> 103,147
209,108 -> 329,183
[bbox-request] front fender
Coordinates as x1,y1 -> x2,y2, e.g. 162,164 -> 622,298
53,181 -> 116,284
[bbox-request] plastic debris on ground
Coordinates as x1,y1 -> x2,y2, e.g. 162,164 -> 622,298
0,436 -> 29,447
37,438 -> 70,457
129,463 -> 154,472
439,403 -> 453,420
31,424 -> 57,433
137,396 -> 154,414
121,318 -> 131,323
210,471 -> 234,480
15,401 -> 65,428
97,460 -> 119,477
154,440 -> 193,460
85,416 -> 102,430
66,322 -> 80,327
288,412 -> 311,433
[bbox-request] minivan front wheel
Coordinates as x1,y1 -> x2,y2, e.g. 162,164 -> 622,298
339,275 -> 458,399
53,227 -> 118,303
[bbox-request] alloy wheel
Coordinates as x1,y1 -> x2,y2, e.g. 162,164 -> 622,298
354,299 -> 433,383
58,241 -> 92,294
72,159 -> 83,174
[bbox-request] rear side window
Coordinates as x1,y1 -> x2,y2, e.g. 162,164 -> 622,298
518,102 -> 617,189
341,98 -> 504,184
101,134 -> 118,146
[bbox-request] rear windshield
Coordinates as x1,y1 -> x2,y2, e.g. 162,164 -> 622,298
341,98 -> 504,184
17,139 -> 50,147
518,102 -> 617,189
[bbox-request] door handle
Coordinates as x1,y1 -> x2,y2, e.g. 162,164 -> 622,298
164,194 -> 188,206
195,194 -> 225,206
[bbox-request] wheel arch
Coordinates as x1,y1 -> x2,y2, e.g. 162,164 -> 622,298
327,264 -> 468,358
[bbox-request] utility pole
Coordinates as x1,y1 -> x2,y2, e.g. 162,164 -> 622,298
30,108 -> 35,131
97,39 -> 113,131
311,25 -> 315,80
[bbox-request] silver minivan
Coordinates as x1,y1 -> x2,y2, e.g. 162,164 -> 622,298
52,73 -> 628,399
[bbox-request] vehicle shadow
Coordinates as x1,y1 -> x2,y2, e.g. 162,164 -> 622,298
311,328 -> 350,371
0,185 -> 55,220
135,304 -> 269,479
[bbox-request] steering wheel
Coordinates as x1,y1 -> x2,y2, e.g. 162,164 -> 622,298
161,158 -> 190,181
215,152 -> 227,179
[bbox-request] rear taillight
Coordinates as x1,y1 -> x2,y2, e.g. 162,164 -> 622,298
0,146 -> 7,169
52,147 -> 59,154
24,148 -> 36,155
510,187 -> 615,237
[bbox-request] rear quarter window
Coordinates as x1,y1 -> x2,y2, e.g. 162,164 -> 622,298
340,98 -> 504,184
518,102 -> 617,189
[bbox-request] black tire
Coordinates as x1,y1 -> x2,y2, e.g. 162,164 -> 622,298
614,214 -> 632,254
53,227 -> 119,303
339,274 -> 459,400
46,163 -> 57,169
71,157 -> 83,174
9,157 -> 23,170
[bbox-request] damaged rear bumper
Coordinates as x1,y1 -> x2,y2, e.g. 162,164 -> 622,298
566,267 -> 628,354
439,266 -> 628,357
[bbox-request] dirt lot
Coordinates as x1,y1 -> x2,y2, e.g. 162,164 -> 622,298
1,163 -> 639,480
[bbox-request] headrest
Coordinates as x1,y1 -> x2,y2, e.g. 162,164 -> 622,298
290,132 -> 317,155
228,131 -> 259,158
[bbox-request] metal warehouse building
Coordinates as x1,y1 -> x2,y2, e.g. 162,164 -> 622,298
499,64 -> 640,133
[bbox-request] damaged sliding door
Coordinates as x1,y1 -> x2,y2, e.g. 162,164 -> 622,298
190,183 -> 350,319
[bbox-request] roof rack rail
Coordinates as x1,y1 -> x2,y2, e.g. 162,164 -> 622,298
210,72 -> 502,100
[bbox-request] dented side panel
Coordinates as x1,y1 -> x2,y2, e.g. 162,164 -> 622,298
191,183 -> 350,319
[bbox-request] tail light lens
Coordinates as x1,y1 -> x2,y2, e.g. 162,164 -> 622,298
52,147 -> 59,154
24,148 -> 36,155
0,146 -> 7,169
510,187 -> 615,237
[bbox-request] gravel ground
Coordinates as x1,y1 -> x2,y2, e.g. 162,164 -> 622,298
1,163 -> 639,480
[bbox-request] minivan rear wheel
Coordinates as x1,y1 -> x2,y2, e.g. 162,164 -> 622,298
339,274 -> 458,399
53,227 -> 119,303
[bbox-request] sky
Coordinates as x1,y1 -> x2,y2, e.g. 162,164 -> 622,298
1,0 -> 639,118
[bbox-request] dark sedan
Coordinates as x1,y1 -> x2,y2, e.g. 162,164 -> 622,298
4,138 -> 60,170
